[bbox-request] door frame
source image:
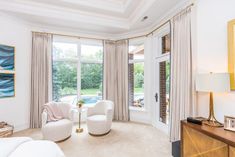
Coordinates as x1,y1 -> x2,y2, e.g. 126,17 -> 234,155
153,55 -> 170,134
152,24 -> 171,134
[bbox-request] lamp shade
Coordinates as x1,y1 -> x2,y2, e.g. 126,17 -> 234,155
196,73 -> 230,93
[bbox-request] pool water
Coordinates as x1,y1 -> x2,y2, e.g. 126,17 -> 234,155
59,94 -> 144,107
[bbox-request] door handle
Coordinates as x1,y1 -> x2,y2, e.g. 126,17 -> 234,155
155,93 -> 158,102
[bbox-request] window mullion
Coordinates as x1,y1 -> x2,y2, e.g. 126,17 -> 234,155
77,40 -> 81,101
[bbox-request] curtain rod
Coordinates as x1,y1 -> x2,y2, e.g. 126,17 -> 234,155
117,3 -> 194,41
32,31 -> 110,41
32,3 -> 194,42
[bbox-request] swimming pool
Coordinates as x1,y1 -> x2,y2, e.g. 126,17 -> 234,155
59,94 -> 144,107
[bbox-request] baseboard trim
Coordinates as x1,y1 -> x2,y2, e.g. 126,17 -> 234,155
14,123 -> 30,132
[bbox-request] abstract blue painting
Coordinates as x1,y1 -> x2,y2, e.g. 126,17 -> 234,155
0,44 -> 15,70
0,74 -> 15,98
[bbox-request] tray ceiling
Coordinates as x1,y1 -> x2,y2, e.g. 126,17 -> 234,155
0,0 -> 188,35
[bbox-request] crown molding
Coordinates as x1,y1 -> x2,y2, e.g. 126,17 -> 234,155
60,0 -> 125,13
0,1 -> 129,29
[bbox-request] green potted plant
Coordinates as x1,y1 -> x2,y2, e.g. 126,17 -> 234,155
76,99 -> 85,108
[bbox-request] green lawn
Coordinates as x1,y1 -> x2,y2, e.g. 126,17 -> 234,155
81,88 -> 143,95
134,88 -> 144,93
81,88 -> 100,95
61,87 -> 144,95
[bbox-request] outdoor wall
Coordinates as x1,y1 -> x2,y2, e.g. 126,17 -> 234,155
0,14 -> 31,131
196,0 -> 235,122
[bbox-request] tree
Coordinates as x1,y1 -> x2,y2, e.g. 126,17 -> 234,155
134,63 -> 144,88
81,63 -> 102,89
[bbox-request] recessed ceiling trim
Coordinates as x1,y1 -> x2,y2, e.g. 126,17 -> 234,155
0,1 -> 129,29
60,0 -> 125,13
0,0 -> 188,34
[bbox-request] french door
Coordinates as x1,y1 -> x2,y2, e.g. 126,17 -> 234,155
152,25 -> 171,134
153,55 -> 170,134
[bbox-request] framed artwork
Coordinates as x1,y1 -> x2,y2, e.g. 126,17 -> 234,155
228,19 -> 235,90
0,44 -> 15,98
224,116 -> 235,132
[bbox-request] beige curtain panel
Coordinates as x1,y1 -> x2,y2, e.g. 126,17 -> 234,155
169,7 -> 196,141
30,32 -> 52,128
104,40 -> 129,121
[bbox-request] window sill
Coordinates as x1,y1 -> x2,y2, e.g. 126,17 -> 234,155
129,106 -> 146,112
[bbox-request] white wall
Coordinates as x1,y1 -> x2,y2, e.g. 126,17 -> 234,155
196,0 -> 235,122
0,14 -> 31,131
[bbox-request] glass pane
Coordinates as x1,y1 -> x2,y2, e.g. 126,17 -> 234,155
52,42 -> 78,106
161,34 -> 171,54
53,42 -> 78,60
129,62 -> 144,108
129,44 -> 144,60
128,40 -> 145,108
81,44 -> 103,105
81,45 -> 103,62
52,61 -> 78,105
159,60 -> 170,124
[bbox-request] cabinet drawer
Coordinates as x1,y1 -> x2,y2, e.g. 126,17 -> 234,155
182,125 -> 228,157
230,146 -> 235,157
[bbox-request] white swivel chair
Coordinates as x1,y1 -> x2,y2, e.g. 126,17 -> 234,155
41,102 -> 75,142
86,100 -> 114,136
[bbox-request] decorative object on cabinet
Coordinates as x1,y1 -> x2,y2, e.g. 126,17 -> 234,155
0,122 -> 14,137
186,117 -> 207,125
228,19 -> 235,90
196,73 -> 230,127
0,44 -> 15,98
224,116 -> 235,132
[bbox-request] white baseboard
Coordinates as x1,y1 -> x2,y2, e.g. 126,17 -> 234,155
14,123 -> 30,132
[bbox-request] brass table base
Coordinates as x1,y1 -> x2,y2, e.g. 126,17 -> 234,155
76,128 -> 83,133
203,120 -> 224,127
203,92 -> 224,127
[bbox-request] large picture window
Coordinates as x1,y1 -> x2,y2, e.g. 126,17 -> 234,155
52,38 -> 103,106
128,41 -> 144,108
52,42 -> 78,104
81,44 -> 103,105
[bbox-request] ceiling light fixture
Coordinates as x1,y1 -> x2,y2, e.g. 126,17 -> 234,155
141,16 -> 148,22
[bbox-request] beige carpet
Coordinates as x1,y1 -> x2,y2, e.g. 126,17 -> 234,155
14,122 -> 171,157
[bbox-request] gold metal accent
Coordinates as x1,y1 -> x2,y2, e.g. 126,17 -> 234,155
76,128 -> 83,133
76,109 -> 83,133
228,19 -> 235,90
203,92 -> 223,127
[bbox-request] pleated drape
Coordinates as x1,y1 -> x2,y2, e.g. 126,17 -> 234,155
103,40 -> 129,121
170,7 -> 196,141
30,32 -> 52,128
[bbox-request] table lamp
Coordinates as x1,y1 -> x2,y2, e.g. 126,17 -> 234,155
196,73 -> 230,127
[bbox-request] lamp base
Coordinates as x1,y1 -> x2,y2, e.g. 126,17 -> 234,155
76,128 -> 83,133
203,119 -> 223,127
203,92 -> 224,127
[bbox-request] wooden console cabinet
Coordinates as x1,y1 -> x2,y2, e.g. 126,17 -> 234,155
181,120 -> 235,157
